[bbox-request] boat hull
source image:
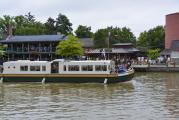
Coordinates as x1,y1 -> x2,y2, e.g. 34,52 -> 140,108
0,70 -> 134,84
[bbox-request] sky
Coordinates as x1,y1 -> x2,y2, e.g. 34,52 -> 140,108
0,0 -> 178,37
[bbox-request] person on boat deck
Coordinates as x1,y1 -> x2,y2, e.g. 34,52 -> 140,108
126,60 -> 132,69
118,64 -> 127,73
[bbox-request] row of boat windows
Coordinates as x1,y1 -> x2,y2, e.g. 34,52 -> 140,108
64,65 -> 107,71
20,66 -> 46,71
18,65 -> 108,72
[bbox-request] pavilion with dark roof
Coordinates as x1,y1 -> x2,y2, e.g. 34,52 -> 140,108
0,34 -> 139,62
87,43 -> 140,62
0,35 -> 94,61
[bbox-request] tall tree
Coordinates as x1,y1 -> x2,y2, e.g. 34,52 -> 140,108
94,26 -> 136,48
56,13 -> 73,35
75,25 -> 93,38
25,12 -> 35,23
45,17 -> 56,34
0,30 -> 3,39
56,34 -> 84,58
94,29 -> 108,48
14,15 -> 28,28
136,31 -> 148,51
14,21 -> 46,35
108,27 -> 136,44
137,26 -> 165,51
0,15 -> 16,37
14,13 -> 47,35
0,44 -> 6,57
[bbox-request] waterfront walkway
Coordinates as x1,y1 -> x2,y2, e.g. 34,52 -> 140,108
133,64 -> 179,72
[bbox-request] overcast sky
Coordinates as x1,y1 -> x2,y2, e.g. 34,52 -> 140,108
0,0 -> 178,37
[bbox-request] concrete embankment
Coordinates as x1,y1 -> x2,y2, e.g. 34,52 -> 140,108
133,65 -> 179,72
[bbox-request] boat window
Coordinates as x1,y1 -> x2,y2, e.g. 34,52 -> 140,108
95,65 -> 107,71
81,65 -> 93,71
30,66 -> 40,71
64,65 -> 66,71
68,65 -> 79,71
42,66 -> 46,71
108,65 -> 110,70
51,62 -> 59,73
20,66 -> 28,71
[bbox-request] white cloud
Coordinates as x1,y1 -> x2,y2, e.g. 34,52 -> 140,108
0,0 -> 178,37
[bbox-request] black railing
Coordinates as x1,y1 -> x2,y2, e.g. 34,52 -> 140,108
6,47 -> 56,53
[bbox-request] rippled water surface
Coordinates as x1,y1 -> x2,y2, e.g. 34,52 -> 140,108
1,72 -> 179,120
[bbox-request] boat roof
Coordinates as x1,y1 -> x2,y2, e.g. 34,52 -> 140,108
71,60 -> 111,62
4,60 -> 49,64
4,60 -> 112,64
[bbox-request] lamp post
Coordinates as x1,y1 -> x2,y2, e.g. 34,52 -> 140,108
108,32 -> 111,49
107,32 -> 111,60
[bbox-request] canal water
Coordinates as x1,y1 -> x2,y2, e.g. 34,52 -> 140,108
0,73 -> 179,120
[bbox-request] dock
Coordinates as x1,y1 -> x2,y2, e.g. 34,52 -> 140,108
133,64 -> 179,72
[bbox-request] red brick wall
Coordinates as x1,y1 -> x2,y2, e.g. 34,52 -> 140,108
165,13 -> 179,49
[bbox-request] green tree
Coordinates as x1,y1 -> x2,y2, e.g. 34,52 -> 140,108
0,30 -> 3,39
94,26 -> 136,48
56,34 -> 84,58
56,13 -> 73,35
75,25 -> 93,38
94,28 -> 108,48
0,15 -> 16,36
137,26 -> 165,51
109,27 -> 136,44
147,49 -> 160,60
14,21 -> 46,35
136,31 -> 148,51
14,13 -> 47,35
0,44 -> 6,57
25,12 -> 35,23
0,13 -> 74,36
14,15 -> 28,28
45,17 -> 56,34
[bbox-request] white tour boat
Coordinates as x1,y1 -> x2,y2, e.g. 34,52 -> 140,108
0,59 -> 134,83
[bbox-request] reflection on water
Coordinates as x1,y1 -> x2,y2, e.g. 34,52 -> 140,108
164,73 -> 179,118
0,73 -> 179,120
133,72 -> 179,120
0,82 -> 134,120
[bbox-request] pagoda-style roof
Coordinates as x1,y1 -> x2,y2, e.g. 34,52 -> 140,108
87,48 -> 139,54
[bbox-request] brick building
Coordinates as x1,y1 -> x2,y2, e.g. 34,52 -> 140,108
165,12 -> 179,49
161,12 -> 179,64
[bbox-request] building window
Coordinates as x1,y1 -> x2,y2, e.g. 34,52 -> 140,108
95,65 -> 107,71
30,66 -> 40,71
42,66 -> 46,71
68,65 -> 79,71
81,65 -> 93,71
20,66 -> 28,71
